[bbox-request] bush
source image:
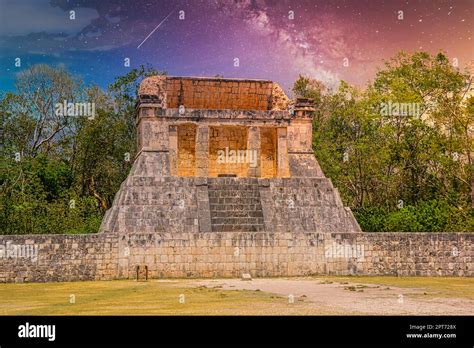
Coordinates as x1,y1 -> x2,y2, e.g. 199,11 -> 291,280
354,207 -> 390,232
355,200 -> 473,232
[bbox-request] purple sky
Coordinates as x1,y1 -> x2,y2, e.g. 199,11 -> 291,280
0,0 -> 472,93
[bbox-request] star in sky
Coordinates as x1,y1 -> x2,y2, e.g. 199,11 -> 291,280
0,0 -> 472,93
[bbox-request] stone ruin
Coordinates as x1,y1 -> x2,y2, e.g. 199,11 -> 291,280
100,76 -> 361,234
1,77 -> 472,282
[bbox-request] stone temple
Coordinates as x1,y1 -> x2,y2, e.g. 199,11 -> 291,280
1,76 -> 471,282
100,76 -> 361,235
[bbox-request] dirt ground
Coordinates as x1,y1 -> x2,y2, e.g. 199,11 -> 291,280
1,276 -> 472,315
192,277 -> 474,315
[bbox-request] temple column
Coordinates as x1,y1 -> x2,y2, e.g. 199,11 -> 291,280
168,125 -> 178,176
247,126 -> 261,177
195,125 -> 209,177
277,127 -> 290,177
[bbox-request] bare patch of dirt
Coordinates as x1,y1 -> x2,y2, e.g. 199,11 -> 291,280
192,277 -> 474,315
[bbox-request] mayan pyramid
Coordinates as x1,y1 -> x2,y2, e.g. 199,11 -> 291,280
100,76 -> 361,234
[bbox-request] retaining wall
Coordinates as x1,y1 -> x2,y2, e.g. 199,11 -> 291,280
0,232 -> 472,283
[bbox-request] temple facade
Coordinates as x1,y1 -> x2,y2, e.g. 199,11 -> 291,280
2,77 -> 471,283
100,76 -> 361,234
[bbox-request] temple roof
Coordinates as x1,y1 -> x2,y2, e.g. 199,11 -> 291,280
138,75 -> 290,111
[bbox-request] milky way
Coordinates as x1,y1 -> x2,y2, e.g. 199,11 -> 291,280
0,0 -> 472,92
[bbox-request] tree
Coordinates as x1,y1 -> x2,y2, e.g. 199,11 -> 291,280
292,74 -> 326,105
0,64 -> 163,234
298,51 -> 473,231
8,64 -> 85,157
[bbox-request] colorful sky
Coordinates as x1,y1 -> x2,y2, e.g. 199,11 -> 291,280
0,0 -> 472,93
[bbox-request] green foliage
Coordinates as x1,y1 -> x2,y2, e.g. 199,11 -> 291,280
352,207 -> 389,232
0,64 -> 157,234
299,51 -> 473,232
109,64 -> 165,114
355,200 -> 473,232
292,74 -> 326,105
0,152 -> 102,234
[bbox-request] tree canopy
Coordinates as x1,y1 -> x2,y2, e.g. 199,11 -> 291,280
294,51 -> 473,231
0,65 -> 163,234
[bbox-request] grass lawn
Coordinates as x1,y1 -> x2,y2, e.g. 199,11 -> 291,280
0,279 -> 300,315
0,276 -> 472,315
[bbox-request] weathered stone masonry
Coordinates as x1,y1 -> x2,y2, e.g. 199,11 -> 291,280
0,76 -> 472,282
0,232 -> 472,282
100,76 -> 360,234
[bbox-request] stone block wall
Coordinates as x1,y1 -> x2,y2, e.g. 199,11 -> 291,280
0,234 -> 118,283
100,176 -> 360,234
208,126 -> 249,177
287,121 -> 313,153
0,232 -> 472,282
177,124 -> 196,177
164,77 -> 274,110
259,178 -> 360,233
137,118 -> 169,152
100,176 -> 201,234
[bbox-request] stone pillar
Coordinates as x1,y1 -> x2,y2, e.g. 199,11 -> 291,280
287,98 -> 315,153
277,127 -> 290,177
247,126 -> 261,177
195,125 -> 209,177
168,125 -> 178,176
136,105 -> 158,153
196,178 -> 212,233
286,97 -> 323,177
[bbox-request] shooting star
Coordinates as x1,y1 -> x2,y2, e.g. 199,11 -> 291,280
137,7 -> 177,49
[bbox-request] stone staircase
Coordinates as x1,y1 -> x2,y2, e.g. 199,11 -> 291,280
208,178 -> 265,232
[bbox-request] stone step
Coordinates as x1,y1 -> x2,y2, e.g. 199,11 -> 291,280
208,185 -> 259,191
208,178 -> 259,184
211,217 -> 264,225
208,179 -> 265,232
211,210 -> 263,218
209,204 -> 262,211
208,190 -> 260,198
212,224 -> 265,232
209,198 -> 261,205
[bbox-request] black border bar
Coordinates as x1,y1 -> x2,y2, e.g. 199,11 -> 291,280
0,316 -> 472,346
